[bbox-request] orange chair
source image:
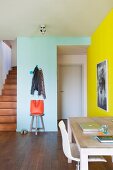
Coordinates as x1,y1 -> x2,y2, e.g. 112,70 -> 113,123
30,100 -> 45,135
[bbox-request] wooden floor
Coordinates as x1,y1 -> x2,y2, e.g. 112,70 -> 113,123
0,132 -> 113,170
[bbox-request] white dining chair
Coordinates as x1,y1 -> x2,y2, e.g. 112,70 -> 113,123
58,120 -> 107,170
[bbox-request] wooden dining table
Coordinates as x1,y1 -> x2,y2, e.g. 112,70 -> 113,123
68,117 -> 113,170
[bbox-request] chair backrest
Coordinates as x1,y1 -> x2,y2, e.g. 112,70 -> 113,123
59,120 -> 73,160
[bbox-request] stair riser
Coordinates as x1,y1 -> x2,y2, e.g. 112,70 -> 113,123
7,75 -> 17,79
8,73 -> 17,77
0,124 -> 16,131
8,70 -> 17,75
5,80 -> 17,84
0,116 -> 16,123
3,85 -> 17,90
0,109 -> 16,116
2,90 -> 17,95
0,96 -> 17,102
0,102 -> 16,109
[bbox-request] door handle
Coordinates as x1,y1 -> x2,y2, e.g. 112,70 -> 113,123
60,91 -> 64,92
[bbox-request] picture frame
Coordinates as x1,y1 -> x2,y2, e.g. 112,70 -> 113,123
97,60 -> 108,111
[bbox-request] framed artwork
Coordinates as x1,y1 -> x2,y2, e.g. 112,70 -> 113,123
97,60 -> 108,111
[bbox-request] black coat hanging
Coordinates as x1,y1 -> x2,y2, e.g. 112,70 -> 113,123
31,66 -> 46,99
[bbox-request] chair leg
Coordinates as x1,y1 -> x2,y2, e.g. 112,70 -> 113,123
76,162 -> 80,170
30,116 -> 34,132
40,116 -> 45,131
30,115 -> 45,134
35,116 -> 38,135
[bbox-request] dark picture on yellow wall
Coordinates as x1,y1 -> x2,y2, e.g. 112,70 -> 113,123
97,60 -> 108,111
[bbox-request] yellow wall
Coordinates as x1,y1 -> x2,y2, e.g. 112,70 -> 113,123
88,9 -> 113,117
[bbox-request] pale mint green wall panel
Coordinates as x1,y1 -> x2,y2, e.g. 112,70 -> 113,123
17,36 -> 90,131
55,37 -> 90,45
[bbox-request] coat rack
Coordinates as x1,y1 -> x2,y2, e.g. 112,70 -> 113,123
30,65 -> 39,74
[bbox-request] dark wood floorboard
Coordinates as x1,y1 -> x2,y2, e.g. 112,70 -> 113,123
0,131 -> 113,170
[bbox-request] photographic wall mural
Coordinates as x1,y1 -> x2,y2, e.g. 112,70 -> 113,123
97,60 -> 108,111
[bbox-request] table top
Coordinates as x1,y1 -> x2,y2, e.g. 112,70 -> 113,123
69,117 -> 113,148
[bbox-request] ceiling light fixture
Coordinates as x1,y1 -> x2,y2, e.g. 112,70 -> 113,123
40,25 -> 46,35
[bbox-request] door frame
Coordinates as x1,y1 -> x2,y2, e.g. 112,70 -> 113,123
57,54 -> 87,117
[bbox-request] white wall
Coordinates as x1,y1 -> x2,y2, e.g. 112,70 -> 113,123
0,41 -> 11,94
0,43 -> 3,95
11,40 -> 17,67
58,54 -> 87,117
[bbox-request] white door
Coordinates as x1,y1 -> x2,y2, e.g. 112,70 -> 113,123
58,65 -> 82,119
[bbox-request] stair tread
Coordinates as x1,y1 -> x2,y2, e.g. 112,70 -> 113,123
0,101 -> 16,102
0,123 -> 16,125
0,108 -> 16,110
2,89 -> 16,91
0,108 -> 16,111
0,107 -> 16,109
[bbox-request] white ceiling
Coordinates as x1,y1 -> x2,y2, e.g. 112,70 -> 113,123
0,0 -> 113,40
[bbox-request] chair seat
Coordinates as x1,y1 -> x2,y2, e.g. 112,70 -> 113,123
70,143 -> 106,162
30,114 -> 44,116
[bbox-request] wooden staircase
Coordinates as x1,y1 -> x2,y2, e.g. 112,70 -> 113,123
0,67 -> 17,131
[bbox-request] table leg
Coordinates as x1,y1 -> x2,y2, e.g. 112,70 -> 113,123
80,150 -> 88,170
111,156 -> 113,162
68,119 -> 72,143
67,119 -> 72,163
